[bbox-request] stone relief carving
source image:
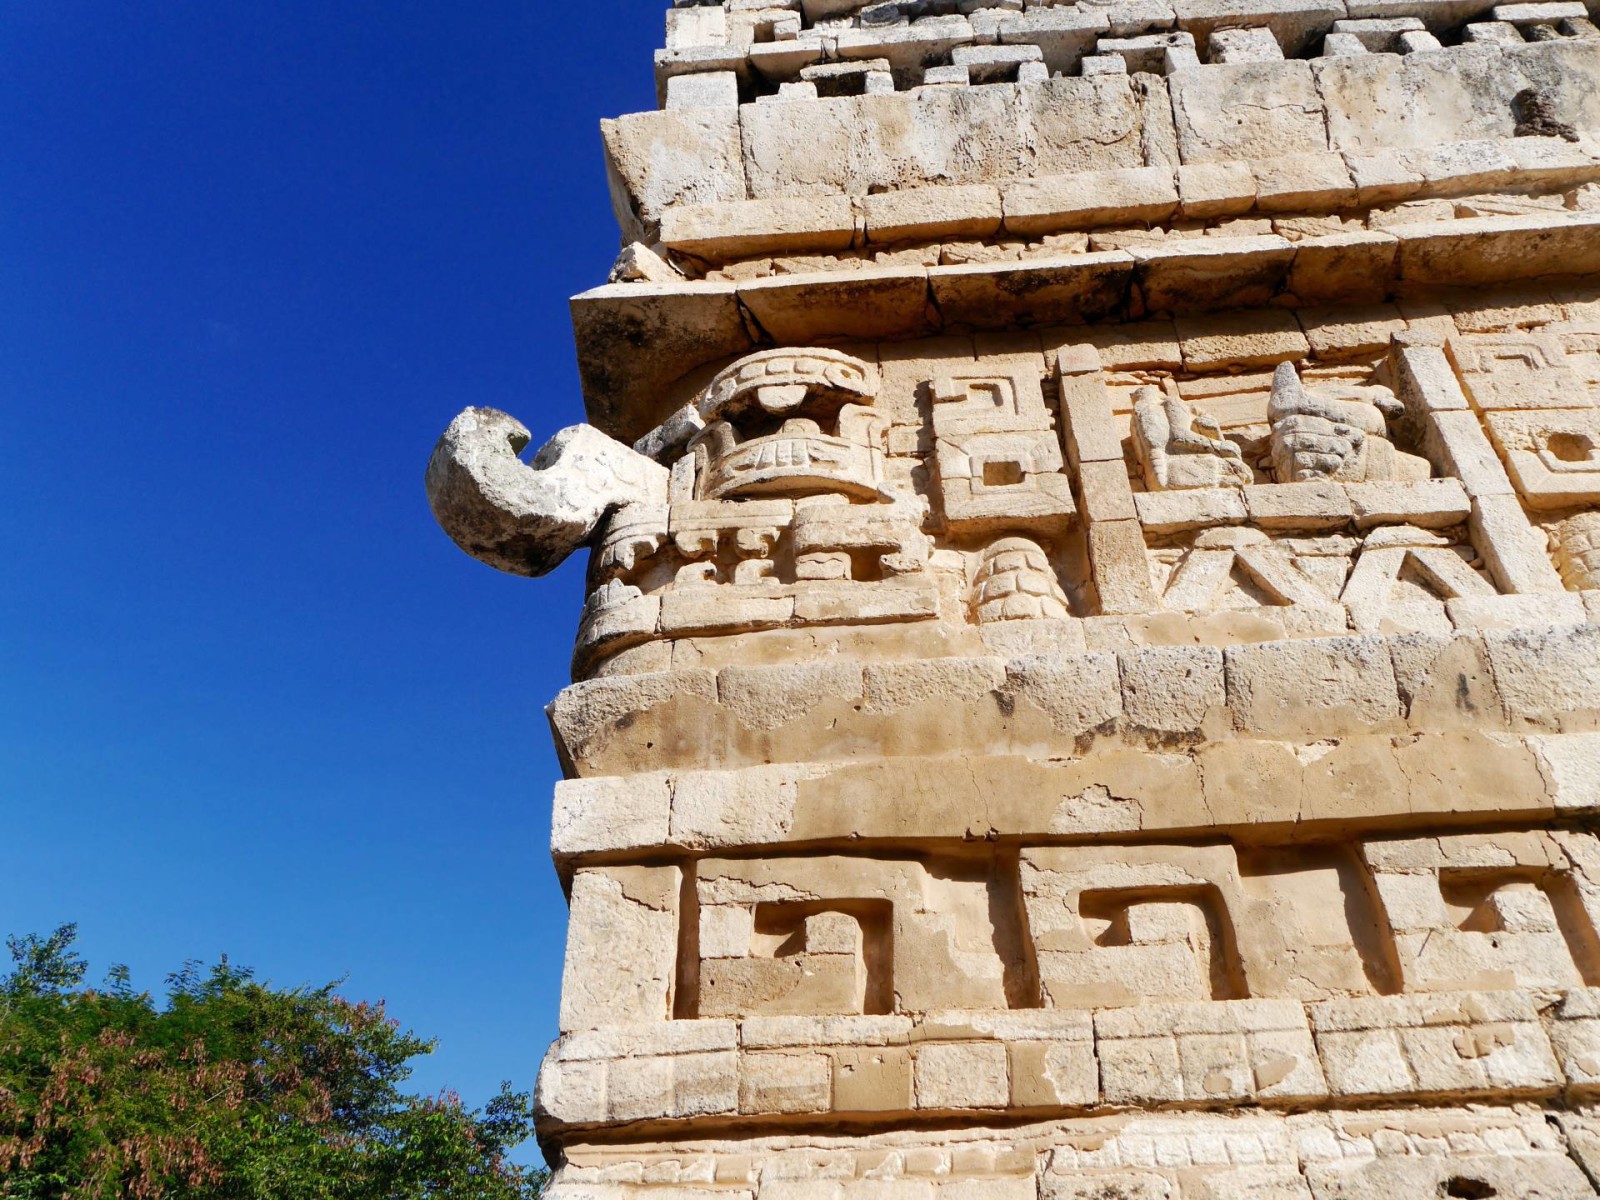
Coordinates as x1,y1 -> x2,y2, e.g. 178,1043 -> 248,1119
1266,362 -> 1430,484
429,324 -> 1600,680
560,831 -> 1600,1029
1132,385 -> 1253,491
425,408 -> 668,577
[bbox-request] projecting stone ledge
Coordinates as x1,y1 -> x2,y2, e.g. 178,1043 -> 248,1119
574,211 -> 1600,441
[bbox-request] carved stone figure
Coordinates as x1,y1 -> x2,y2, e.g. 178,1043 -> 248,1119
1131,385 -> 1253,490
425,408 -> 667,577
1267,362 -> 1430,484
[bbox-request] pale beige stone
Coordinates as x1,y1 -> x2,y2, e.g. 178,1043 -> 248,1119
559,865 -> 681,1032
1176,311 -> 1310,370
863,185 -> 1002,244
1170,61 -> 1330,162
739,1051 -> 832,1115
444,10 -> 1600,1193
913,1041 -> 1010,1110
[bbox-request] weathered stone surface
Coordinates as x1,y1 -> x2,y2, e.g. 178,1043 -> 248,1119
437,9 -> 1600,1194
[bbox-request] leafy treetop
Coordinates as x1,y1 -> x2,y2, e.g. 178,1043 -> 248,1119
0,925 -> 548,1200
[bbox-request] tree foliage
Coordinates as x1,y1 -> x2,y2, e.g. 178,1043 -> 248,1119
0,926 -> 548,1199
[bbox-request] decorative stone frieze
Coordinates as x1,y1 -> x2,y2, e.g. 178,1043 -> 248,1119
426,3 -> 1600,1194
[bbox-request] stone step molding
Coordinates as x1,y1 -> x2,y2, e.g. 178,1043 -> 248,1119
538,986 -> 1600,1130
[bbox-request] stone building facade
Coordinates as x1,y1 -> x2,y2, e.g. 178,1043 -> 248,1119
427,1 -> 1600,1195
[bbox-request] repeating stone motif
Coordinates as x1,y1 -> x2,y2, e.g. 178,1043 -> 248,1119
426,1 -> 1600,1195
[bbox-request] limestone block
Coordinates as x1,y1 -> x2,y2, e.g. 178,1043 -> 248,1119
1344,479 -> 1470,529
1422,410 -> 1515,497
1089,519 -> 1159,615
1134,488 -> 1249,534
559,865 -> 681,1032
571,282 -> 753,445
1472,494 -> 1568,595
1058,370 -> 1127,469
1007,1034 -> 1098,1108
1134,234 -> 1296,312
1533,732 -> 1600,810
1302,1151 -> 1596,1199
600,108 -> 746,241
1118,644 -> 1225,733
537,1052 -> 607,1126
1449,590 -> 1588,630
1072,321 -> 1182,371
1022,76 -> 1152,177
935,1179 -> 1034,1200
665,5 -> 728,52
1210,26 -> 1287,62
1224,636 -> 1403,736
1003,166 -> 1179,236
1182,1166 -> 1313,1200
1546,988 -> 1600,1092
697,856 -> 1013,1017
660,195 -> 857,258
932,252 -> 1136,333
1311,990 -> 1563,1099
1251,154 -> 1358,212
1096,1000 -> 1326,1105
1176,311 -> 1309,370
832,1045 -> 915,1112
1169,61 -> 1329,163
1343,151 -> 1426,205
1042,1173 -> 1174,1200
862,184 -> 1002,243
556,1021 -> 737,1067
739,87 -> 1028,200
985,7 -> 1106,75
669,1050 -> 740,1119
1286,231 -> 1398,306
1023,843 -> 1252,1008
1483,622 -> 1600,728
553,772 -> 673,857
668,764 -> 802,850
739,1051 -> 833,1114
1174,0 -> 1343,55
1080,54 -> 1129,76
913,1041 -> 1010,1110
736,266 -> 932,343
1388,631 -> 1509,728
1365,830 -> 1600,992
1176,160 -> 1256,218
740,1014 -> 913,1050
1397,213 -> 1600,288
666,71 -> 740,110
1313,45 -> 1524,155
1243,481 -> 1354,531
1298,305 -> 1406,360
1080,460 -> 1139,523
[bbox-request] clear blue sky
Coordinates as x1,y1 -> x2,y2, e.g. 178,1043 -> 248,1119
0,0 -> 663,1127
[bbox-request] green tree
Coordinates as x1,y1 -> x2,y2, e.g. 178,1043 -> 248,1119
0,925 -> 549,1199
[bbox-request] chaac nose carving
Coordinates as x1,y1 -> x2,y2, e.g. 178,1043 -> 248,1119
425,406 -> 668,578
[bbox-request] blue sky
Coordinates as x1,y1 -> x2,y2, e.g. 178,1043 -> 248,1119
0,0 -> 663,1132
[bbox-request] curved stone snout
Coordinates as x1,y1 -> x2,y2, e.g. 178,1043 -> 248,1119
425,407 -> 668,577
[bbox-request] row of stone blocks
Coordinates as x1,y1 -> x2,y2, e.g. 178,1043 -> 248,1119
610,37 -> 1600,244
658,136 -> 1600,261
665,9 -> 1598,109
552,623 -> 1600,778
660,0 -> 1597,92
539,988 -> 1600,1126
547,1099 -> 1600,1199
